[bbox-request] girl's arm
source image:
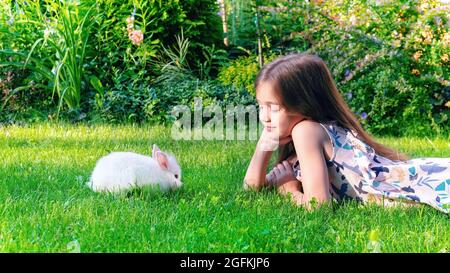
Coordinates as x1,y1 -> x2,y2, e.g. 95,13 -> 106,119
243,140 -> 273,191
290,121 -> 331,208
243,128 -> 292,191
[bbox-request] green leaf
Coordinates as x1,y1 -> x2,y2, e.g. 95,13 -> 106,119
90,76 -> 104,96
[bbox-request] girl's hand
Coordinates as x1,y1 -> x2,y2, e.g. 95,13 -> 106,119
266,160 -> 301,194
258,127 -> 292,151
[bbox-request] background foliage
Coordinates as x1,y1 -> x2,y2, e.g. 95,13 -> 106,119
0,0 -> 449,136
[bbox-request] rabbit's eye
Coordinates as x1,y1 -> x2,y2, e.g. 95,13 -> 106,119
175,174 -> 179,179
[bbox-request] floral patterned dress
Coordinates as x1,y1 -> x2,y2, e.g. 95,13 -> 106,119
292,121 -> 450,213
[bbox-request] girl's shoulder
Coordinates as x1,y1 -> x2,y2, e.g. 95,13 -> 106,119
291,120 -> 334,161
291,119 -> 329,147
292,119 -> 327,140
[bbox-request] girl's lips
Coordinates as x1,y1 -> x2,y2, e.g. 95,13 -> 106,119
266,126 -> 276,132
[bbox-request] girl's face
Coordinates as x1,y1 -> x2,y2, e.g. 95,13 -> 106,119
256,81 -> 304,138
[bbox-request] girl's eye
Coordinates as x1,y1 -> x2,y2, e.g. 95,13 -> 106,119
270,105 -> 280,112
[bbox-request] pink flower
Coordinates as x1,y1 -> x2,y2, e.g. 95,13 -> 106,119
126,16 -> 135,33
126,16 -> 134,25
129,29 -> 144,45
127,23 -> 134,32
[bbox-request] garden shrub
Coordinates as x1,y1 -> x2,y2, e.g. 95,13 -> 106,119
92,77 -> 255,125
217,53 -> 279,96
0,0 -> 224,122
296,0 -> 449,136
145,79 -> 255,125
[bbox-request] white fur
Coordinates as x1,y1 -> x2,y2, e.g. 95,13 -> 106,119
88,147 -> 182,193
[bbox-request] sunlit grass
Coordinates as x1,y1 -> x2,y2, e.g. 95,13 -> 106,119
0,123 -> 449,252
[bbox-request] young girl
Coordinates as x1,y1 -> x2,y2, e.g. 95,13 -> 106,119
244,53 -> 450,213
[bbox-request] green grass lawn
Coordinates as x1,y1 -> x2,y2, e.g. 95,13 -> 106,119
0,123 -> 449,252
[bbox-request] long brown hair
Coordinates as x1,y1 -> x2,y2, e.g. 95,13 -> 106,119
254,53 -> 408,163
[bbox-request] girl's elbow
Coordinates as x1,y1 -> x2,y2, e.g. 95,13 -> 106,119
243,178 -> 264,191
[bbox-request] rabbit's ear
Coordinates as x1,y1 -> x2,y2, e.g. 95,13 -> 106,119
152,144 -> 161,158
155,151 -> 169,170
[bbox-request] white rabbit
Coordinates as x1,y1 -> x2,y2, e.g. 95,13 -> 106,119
88,144 -> 182,193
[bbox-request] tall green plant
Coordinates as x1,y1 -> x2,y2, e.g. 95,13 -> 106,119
1,0 -> 95,116
196,43 -> 228,80
153,29 -> 196,85
36,1 -> 94,115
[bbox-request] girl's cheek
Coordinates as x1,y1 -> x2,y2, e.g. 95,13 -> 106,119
259,107 -> 270,122
279,127 -> 290,138
276,113 -> 289,127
